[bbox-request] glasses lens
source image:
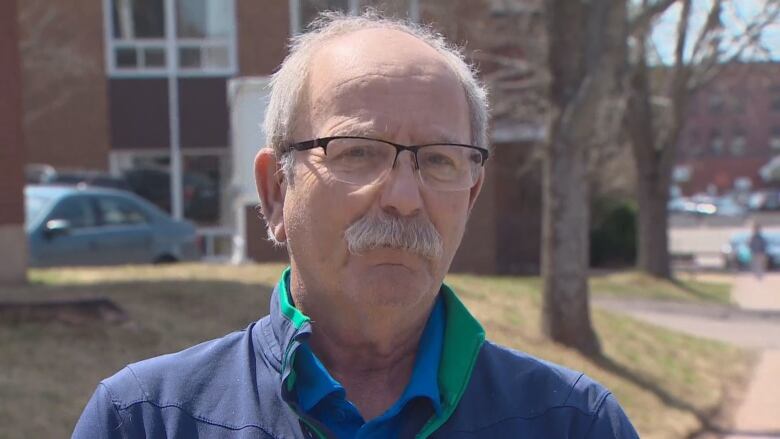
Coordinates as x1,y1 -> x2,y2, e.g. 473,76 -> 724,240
418,144 -> 482,191
324,138 -> 395,185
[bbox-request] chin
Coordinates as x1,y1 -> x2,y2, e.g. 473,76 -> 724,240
344,263 -> 436,308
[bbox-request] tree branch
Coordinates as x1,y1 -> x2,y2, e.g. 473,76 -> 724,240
628,0 -> 679,36
688,0 -> 723,64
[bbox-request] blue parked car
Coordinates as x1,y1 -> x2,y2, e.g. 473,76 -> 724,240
25,185 -> 200,267
722,230 -> 780,270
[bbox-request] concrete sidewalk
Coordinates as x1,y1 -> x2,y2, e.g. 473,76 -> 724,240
732,274 -> 780,311
594,297 -> 780,349
723,274 -> 780,439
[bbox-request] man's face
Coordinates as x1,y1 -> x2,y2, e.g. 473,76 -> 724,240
273,29 -> 482,311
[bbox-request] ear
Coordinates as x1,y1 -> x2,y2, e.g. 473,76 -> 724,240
466,167 -> 485,214
254,148 -> 287,242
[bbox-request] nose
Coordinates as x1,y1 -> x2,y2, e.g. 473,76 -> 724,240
379,151 -> 424,217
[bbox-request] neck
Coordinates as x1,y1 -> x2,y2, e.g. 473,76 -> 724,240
289,271 -> 436,420
310,317 -> 424,419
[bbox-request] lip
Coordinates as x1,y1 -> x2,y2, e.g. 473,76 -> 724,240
375,262 -> 408,267
356,248 -> 423,265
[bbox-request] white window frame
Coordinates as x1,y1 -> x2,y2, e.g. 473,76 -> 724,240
289,0 -> 419,35
109,148 -> 228,175
103,0 -> 238,78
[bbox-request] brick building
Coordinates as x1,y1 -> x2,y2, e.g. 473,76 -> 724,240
1,0 -> 28,283
13,0 -> 546,274
675,62 -> 780,195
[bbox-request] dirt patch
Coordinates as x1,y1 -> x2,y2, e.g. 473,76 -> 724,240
0,297 -> 129,325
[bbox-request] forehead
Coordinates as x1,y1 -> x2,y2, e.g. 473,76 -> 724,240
301,28 -> 471,143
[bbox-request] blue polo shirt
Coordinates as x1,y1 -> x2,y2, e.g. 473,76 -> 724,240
293,295 -> 444,439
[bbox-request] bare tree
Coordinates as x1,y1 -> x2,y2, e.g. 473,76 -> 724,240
541,0 -> 627,357
626,0 -> 780,278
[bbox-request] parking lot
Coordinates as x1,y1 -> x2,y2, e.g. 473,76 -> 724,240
670,212 -> 780,269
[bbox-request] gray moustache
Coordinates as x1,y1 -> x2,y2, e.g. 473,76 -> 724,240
344,211 -> 443,260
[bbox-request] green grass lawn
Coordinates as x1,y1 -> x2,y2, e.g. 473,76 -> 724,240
589,271 -> 733,304
0,264 -> 748,439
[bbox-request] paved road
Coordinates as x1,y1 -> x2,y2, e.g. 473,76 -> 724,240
595,273 -> 780,438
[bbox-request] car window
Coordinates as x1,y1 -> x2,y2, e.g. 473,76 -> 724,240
91,177 -> 130,190
47,196 -> 97,228
25,194 -> 53,225
50,175 -> 84,184
96,196 -> 149,226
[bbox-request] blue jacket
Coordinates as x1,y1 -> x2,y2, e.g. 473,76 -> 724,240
73,271 -> 639,438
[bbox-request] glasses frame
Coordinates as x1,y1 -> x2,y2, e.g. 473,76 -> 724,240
286,136 -> 490,168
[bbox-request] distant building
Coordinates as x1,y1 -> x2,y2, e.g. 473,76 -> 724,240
675,62 -> 780,195
14,0 -> 547,274
1,0 -> 27,283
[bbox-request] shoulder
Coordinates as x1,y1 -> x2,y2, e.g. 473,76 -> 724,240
475,340 -> 609,415
437,340 -> 638,438
103,327 -> 253,409
94,318 -> 282,433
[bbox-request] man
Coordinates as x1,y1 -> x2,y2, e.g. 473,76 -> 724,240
73,12 -> 638,438
749,222 -> 768,280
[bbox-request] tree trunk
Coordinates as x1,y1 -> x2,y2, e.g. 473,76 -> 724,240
540,0 -> 626,357
625,32 -> 679,281
636,165 -> 672,278
541,128 -> 600,357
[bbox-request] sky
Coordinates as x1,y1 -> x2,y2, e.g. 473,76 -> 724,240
650,0 -> 780,64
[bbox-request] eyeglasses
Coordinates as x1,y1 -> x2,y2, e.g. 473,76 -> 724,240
286,136 -> 489,191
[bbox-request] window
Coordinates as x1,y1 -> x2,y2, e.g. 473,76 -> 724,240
291,0 -> 418,34
360,0 -> 417,18
771,127 -> 780,152
680,129 -> 703,158
106,0 -> 237,76
771,85 -> 780,112
730,90 -> 745,113
110,149 -> 226,225
96,197 -> 149,225
299,0 -> 350,32
730,128 -> 746,156
708,93 -> 724,114
672,165 -> 691,183
26,195 -> 53,226
48,197 -> 98,229
710,129 -> 724,155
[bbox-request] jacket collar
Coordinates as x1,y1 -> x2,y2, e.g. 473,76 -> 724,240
265,267 -> 486,439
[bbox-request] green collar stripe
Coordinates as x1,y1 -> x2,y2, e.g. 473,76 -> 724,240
275,269 -> 485,438
417,285 -> 485,439
278,267 -> 310,329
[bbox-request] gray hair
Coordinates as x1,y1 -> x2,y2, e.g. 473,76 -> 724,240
263,11 -> 490,177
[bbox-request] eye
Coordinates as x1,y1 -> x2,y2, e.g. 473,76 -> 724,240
423,152 -> 457,168
331,145 -> 373,160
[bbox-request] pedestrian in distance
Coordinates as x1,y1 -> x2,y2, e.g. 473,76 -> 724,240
749,222 -> 769,280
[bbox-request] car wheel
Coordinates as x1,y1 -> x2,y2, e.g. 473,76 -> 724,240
153,254 -> 178,264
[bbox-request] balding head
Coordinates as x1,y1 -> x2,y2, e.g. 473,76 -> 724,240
264,12 -> 489,166
297,27 -> 471,146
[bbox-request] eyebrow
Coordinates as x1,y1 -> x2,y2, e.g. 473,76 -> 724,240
327,129 -> 465,145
